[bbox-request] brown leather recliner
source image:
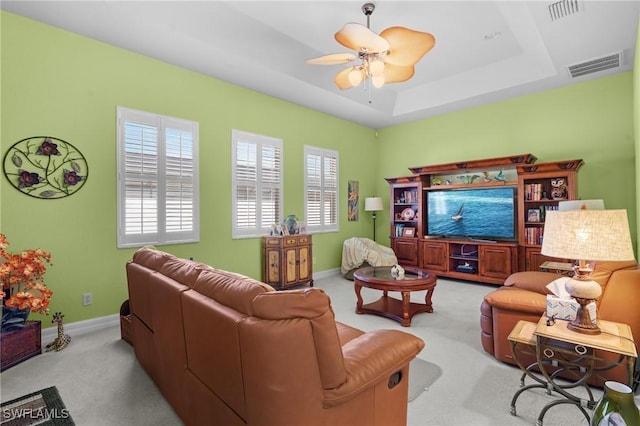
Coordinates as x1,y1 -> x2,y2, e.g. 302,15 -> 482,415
127,247 -> 425,426
480,260 -> 640,386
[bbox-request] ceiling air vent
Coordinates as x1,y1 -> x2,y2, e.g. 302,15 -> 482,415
566,52 -> 622,78
548,0 -> 583,21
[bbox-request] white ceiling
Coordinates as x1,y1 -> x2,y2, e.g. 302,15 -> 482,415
2,1 -> 638,129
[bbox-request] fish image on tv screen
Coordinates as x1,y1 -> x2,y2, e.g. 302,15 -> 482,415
427,187 -> 515,240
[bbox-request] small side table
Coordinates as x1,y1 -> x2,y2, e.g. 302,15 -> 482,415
508,317 -> 637,426
539,261 -> 574,277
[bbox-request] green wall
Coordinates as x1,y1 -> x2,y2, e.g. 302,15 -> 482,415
1,11 -> 638,328
0,12 -> 378,326
635,11 -> 640,257
376,73 -> 636,249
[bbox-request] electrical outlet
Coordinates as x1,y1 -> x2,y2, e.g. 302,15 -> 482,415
82,293 -> 92,306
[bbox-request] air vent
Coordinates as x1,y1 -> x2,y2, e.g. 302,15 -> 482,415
548,0 -> 583,21
567,52 -> 622,78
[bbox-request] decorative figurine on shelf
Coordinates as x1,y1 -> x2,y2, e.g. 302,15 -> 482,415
46,311 -> 70,352
495,170 -> 507,182
458,175 -> 480,184
432,177 -> 442,186
550,178 -> 567,200
282,215 -> 300,235
391,264 -> 405,279
482,172 -> 493,182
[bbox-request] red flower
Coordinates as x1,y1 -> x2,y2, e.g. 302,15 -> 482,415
36,138 -> 60,156
63,169 -> 84,186
18,170 -> 41,188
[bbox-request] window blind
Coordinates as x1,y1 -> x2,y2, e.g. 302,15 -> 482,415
232,130 -> 282,238
305,146 -> 338,233
117,107 -> 199,247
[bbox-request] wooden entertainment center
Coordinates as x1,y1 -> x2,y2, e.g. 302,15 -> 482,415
386,154 -> 583,285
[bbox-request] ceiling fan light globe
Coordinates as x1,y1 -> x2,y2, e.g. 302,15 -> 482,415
372,74 -> 385,88
369,59 -> 385,76
348,68 -> 363,86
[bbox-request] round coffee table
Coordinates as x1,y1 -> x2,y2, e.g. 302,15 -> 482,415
353,266 -> 437,327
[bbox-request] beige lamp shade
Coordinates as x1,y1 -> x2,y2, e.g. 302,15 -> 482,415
364,197 -> 384,212
541,210 -> 635,261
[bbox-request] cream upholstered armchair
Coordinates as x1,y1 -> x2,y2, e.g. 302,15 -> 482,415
341,237 -> 398,279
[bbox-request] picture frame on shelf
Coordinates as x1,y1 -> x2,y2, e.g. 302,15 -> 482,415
527,208 -> 541,223
402,227 -> 416,237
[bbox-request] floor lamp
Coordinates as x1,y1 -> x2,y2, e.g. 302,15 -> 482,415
364,197 -> 383,241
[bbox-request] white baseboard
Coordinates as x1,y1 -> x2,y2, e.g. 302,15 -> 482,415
41,313 -> 120,343
314,268 -> 341,280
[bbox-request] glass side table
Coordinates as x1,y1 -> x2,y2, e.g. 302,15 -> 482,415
508,317 -> 637,426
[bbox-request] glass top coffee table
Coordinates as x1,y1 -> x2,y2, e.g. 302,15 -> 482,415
353,266 -> 437,327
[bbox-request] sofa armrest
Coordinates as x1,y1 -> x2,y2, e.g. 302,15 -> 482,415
503,271 -> 558,294
322,329 -> 424,408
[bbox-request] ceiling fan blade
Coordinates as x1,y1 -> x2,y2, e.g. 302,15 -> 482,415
384,63 -> 415,83
334,67 -> 365,90
306,53 -> 356,65
335,23 -> 390,53
380,26 -> 435,66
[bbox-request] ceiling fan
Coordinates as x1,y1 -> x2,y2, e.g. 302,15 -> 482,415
306,3 -> 435,90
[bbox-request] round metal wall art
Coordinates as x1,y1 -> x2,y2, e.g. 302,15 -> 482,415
3,136 -> 88,199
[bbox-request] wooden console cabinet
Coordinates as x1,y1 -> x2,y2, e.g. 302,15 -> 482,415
418,239 -> 517,285
262,234 -> 313,290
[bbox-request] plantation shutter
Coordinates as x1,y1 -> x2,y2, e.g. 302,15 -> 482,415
232,130 -> 282,238
164,124 -> 195,234
117,107 -> 199,248
305,146 -> 339,233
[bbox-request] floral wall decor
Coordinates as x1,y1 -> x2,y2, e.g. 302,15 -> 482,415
348,180 -> 359,221
3,136 -> 88,199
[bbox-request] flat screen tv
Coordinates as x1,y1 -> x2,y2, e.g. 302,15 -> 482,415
426,187 -> 517,241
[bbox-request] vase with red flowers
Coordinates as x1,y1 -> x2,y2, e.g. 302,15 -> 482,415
0,233 -> 53,331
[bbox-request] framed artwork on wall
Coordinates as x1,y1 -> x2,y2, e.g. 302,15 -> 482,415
348,180 -> 359,221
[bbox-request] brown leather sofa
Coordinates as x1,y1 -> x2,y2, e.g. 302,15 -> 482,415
126,247 -> 425,426
480,260 -> 640,386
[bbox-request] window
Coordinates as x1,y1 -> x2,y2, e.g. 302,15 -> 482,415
117,107 -> 199,248
304,146 -> 339,233
232,130 -> 283,239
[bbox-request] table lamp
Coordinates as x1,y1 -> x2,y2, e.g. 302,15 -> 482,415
541,209 -> 635,334
364,197 -> 383,241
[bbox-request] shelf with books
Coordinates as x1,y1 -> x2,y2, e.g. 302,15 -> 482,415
516,159 -> 583,270
385,175 -> 424,266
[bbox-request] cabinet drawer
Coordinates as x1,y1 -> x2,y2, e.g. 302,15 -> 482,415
283,237 -> 298,247
264,237 -> 283,247
297,235 -> 310,244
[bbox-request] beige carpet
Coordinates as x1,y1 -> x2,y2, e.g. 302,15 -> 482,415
408,358 -> 443,402
2,272 -> 638,425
